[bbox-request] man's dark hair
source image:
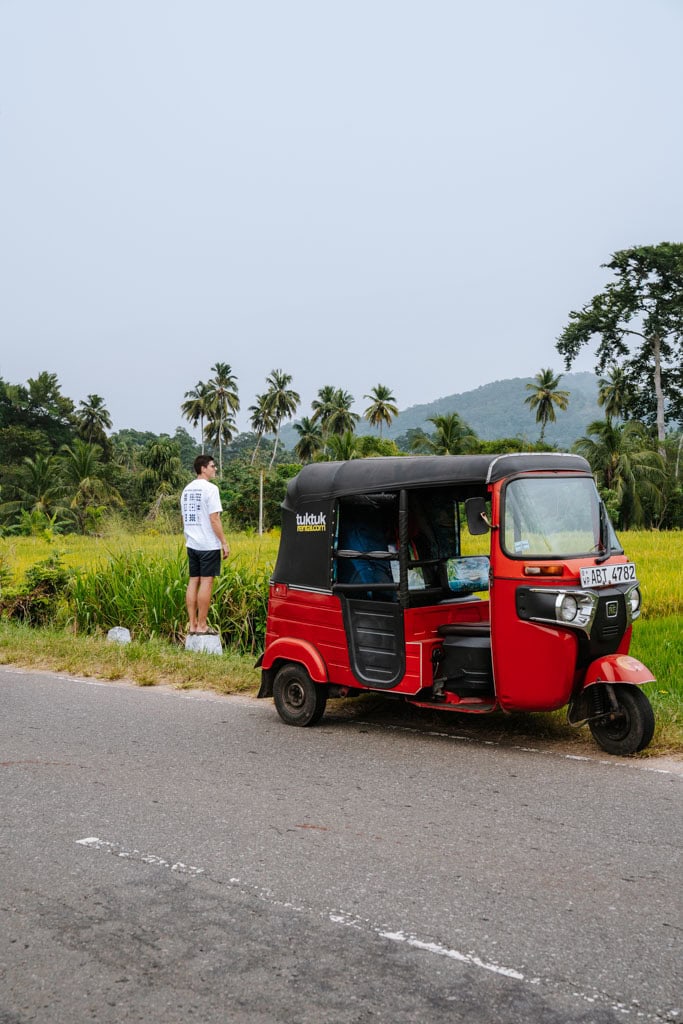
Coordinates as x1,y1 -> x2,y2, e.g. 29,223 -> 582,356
194,454 -> 215,475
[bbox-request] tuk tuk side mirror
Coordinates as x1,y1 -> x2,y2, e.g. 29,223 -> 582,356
465,496 -> 491,536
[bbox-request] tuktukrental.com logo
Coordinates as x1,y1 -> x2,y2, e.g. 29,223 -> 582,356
296,512 -> 327,532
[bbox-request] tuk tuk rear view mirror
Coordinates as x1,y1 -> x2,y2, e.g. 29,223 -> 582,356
465,496 -> 490,535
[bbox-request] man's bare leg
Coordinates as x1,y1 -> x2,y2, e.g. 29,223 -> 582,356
186,577 -> 200,633
195,576 -> 215,633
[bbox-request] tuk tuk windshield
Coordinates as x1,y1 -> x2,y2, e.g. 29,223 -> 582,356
502,475 -> 623,558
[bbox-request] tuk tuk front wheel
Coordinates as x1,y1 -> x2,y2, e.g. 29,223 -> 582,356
588,684 -> 655,756
273,664 -> 327,727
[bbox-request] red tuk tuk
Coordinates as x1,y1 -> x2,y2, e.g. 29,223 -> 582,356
257,453 -> 655,755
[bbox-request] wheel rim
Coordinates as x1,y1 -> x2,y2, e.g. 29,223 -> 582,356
597,707 -> 631,742
284,681 -> 306,710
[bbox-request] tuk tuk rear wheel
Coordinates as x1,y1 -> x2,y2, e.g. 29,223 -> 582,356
588,685 -> 655,756
273,664 -> 327,727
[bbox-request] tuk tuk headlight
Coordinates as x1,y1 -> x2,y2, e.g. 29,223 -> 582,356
517,587 -> 598,634
556,593 -> 578,623
626,585 -> 642,622
555,591 -> 595,628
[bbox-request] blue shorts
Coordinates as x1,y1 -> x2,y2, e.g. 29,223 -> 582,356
187,547 -> 222,578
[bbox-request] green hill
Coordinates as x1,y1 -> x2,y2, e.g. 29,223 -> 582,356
281,372 -> 600,452
384,372 -> 600,449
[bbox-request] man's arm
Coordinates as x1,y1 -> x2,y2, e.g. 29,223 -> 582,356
209,511 -> 230,558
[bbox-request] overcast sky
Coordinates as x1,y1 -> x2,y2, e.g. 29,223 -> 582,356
1,0 -> 682,436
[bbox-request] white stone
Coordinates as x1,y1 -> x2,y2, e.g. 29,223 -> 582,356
107,626 -> 131,645
185,633 -> 223,655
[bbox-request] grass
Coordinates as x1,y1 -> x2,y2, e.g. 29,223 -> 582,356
629,615 -> 682,754
0,527 -> 681,757
616,529 -> 683,619
0,530 -> 280,582
0,620 -> 260,693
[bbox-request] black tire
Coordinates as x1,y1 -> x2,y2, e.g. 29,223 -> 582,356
588,685 -> 655,756
273,664 -> 327,727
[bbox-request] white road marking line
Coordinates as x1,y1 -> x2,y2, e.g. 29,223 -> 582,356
75,836 -> 205,875
330,911 -> 529,981
379,932 -> 527,981
77,834 -> 531,983
76,836 -> 658,1020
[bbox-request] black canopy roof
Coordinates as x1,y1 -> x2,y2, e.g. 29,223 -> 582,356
282,453 -> 591,509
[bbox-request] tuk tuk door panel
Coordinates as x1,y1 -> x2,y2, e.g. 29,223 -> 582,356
265,587 -> 349,674
341,597 -> 405,688
490,578 -> 577,711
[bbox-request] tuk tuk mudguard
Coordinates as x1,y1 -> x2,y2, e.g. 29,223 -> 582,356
582,653 -> 655,688
257,637 -> 328,698
567,654 -> 655,725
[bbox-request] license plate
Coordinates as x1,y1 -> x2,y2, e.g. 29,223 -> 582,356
580,562 -> 637,588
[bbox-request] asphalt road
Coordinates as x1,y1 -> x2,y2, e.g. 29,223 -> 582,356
1,667 -> 681,1024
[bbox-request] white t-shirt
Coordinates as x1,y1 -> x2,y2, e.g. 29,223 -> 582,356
180,478 -> 223,550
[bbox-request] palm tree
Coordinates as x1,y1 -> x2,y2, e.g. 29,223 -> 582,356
248,393 -> 277,465
597,365 -> 633,424
111,436 -> 138,473
310,385 -> 339,456
181,381 -> 211,453
204,414 -> 237,472
138,438 -> 184,517
138,438 -> 184,491
205,363 -> 239,474
59,439 -> 122,532
0,453 -> 69,526
363,384 -> 398,438
327,429 -> 361,461
75,394 -> 112,450
524,368 -> 570,442
293,416 -> 323,463
326,388 -> 359,437
263,369 -> 300,468
573,419 -> 665,528
411,412 -> 478,455
311,385 -> 336,425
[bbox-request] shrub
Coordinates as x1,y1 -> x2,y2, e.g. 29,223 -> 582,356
0,554 -> 72,625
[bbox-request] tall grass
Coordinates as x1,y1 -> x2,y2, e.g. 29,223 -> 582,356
70,545 -> 272,654
618,530 -> 683,619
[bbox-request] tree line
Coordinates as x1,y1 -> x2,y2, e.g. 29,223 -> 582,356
1,243 -> 681,534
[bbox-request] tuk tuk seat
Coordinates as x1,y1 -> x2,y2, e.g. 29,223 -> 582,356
438,622 -> 491,637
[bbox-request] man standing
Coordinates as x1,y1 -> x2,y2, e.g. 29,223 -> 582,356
180,455 -> 230,635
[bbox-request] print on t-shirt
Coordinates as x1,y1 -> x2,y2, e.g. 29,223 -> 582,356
182,488 -> 203,526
